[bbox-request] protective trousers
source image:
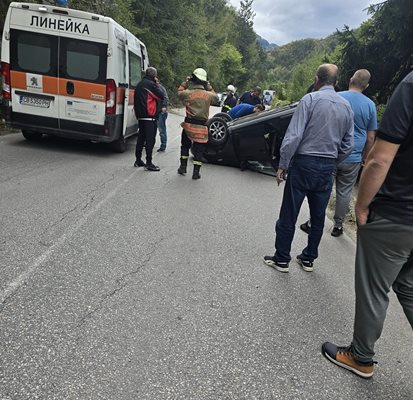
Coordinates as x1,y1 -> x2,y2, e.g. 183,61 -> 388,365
352,212 -> 413,362
180,130 -> 205,164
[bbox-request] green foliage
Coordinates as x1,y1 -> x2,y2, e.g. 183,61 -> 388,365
337,0 -> 413,103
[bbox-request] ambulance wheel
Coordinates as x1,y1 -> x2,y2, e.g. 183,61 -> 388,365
22,130 -> 43,141
112,134 -> 126,153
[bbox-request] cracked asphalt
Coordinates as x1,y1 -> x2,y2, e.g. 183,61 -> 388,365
0,108 -> 412,399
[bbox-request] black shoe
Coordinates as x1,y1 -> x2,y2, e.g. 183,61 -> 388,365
300,220 -> 311,234
263,256 -> 289,273
177,166 -> 187,175
296,255 -> 313,272
331,227 -> 343,237
145,163 -> 160,172
134,159 -> 146,167
321,342 -> 375,379
157,148 -> 166,152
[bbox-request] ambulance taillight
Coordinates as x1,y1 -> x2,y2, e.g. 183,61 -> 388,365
105,79 -> 116,115
1,62 -> 11,101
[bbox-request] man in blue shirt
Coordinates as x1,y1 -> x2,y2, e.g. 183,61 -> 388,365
263,64 -> 354,273
332,70 -> 377,235
228,103 -> 263,119
237,86 -> 263,106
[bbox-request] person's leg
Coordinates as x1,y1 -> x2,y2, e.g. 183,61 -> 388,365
192,142 -> 206,179
334,162 -> 360,228
178,130 -> 191,175
144,120 -> 158,165
274,164 -> 307,263
300,161 -> 335,262
352,214 -> 413,361
158,112 -> 167,150
135,121 -> 146,164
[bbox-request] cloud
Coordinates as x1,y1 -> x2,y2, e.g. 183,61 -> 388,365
228,0 -> 376,45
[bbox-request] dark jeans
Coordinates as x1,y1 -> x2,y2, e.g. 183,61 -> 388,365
274,155 -> 336,263
135,119 -> 158,164
180,130 -> 205,162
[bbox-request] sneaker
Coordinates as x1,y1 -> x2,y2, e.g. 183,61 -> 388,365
134,159 -> 146,167
263,256 -> 289,273
331,227 -> 343,237
300,220 -> 311,234
321,342 -> 375,379
145,163 -> 160,172
296,255 -> 313,272
157,148 -> 166,152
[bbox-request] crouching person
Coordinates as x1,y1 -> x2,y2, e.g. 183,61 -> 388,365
177,68 -> 218,180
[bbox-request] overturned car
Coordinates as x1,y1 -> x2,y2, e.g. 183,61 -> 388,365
203,103 -> 298,172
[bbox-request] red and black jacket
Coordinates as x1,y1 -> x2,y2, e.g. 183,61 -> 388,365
134,77 -> 165,119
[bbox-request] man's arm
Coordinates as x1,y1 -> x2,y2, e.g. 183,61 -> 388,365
355,137 -> 400,225
362,130 -> 376,162
337,110 -> 354,163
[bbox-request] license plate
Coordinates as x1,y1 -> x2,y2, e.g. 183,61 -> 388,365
19,95 -> 51,108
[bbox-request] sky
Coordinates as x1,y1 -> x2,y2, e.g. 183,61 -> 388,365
228,0 -> 378,46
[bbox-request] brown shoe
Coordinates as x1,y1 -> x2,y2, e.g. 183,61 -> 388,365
322,342 -> 375,379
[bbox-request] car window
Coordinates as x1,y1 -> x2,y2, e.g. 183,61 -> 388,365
129,51 -> 142,88
10,29 -> 58,76
60,38 -> 107,83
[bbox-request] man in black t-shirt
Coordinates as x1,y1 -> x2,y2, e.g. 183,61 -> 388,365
322,71 -> 413,379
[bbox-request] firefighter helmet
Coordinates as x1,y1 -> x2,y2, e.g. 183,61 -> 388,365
192,68 -> 208,82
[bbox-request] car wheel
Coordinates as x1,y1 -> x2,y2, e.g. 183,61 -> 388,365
111,134 -> 126,153
22,130 -> 43,141
207,117 -> 228,146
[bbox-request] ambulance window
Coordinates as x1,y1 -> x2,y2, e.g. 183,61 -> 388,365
61,38 -> 107,84
10,30 -> 56,75
129,52 -> 142,88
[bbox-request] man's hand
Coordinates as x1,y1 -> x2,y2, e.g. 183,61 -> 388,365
276,168 -> 285,186
355,203 -> 369,226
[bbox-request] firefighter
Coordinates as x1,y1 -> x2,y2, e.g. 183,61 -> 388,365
221,84 -> 238,113
177,68 -> 218,179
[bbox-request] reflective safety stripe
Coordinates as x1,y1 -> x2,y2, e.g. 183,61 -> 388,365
193,160 -> 202,166
181,156 -> 189,160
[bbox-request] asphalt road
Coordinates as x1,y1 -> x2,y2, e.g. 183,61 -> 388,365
0,109 -> 412,399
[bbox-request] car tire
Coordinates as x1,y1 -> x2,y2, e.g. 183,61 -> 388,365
207,116 -> 229,147
22,130 -> 43,141
111,134 -> 127,153
212,112 -> 232,122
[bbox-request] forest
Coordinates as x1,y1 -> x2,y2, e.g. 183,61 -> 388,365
1,0 -> 412,110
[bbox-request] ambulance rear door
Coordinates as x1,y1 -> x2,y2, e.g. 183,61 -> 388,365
8,5 -> 61,130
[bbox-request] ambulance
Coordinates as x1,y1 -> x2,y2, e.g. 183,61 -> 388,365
1,2 -> 149,152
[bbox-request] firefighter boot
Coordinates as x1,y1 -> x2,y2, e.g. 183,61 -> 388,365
192,163 -> 201,180
177,156 -> 188,175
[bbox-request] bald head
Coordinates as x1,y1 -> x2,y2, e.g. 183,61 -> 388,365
315,64 -> 338,88
350,69 -> 371,91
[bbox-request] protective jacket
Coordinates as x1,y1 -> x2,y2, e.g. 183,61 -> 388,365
178,82 -> 218,143
221,93 -> 238,113
134,76 -> 165,119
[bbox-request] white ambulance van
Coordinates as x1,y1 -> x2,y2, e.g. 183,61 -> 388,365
1,2 -> 149,152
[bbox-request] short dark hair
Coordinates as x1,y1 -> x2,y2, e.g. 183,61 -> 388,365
254,104 -> 264,111
145,67 -> 157,78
